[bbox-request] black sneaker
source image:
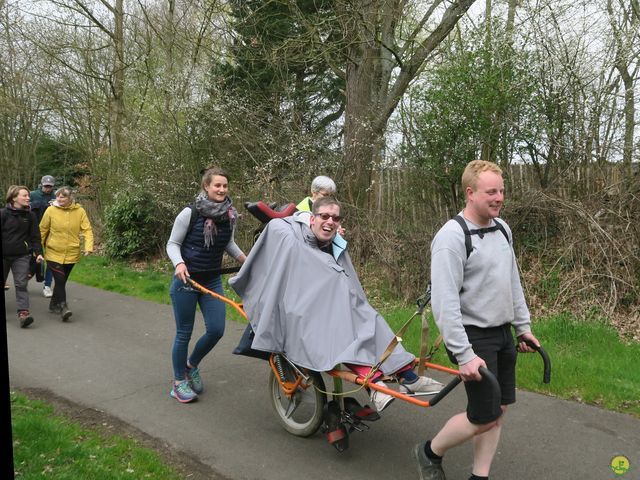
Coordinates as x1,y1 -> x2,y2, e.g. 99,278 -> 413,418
18,311 -> 34,329
60,302 -> 72,322
414,442 -> 446,480
49,301 -> 61,314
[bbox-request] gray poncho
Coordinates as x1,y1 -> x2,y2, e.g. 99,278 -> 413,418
229,214 -> 415,373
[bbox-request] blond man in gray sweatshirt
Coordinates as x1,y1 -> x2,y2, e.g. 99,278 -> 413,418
415,160 -> 541,480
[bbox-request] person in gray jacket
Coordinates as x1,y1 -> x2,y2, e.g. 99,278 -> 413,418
231,196 -> 442,413
414,160 -> 541,480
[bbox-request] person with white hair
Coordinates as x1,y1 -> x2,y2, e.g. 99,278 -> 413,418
296,175 -> 337,212
297,175 -> 345,236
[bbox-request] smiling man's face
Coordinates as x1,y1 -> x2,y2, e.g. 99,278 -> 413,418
310,204 -> 341,246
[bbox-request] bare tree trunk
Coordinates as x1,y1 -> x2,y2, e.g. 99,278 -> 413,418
608,0 -> 639,177
618,66 -> 635,176
480,0 -> 493,162
110,0 -> 125,155
342,0 -> 477,208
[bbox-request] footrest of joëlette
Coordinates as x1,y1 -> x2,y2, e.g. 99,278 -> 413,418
344,397 -> 380,422
244,201 -> 297,224
323,401 -> 349,452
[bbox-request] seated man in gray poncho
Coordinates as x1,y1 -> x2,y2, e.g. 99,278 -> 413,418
229,196 -> 442,412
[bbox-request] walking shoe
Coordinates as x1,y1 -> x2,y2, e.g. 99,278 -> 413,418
49,299 -> 61,314
170,380 -> 198,403
400,376 -> 444,395
370,381 -> 395,412
60,302 -> 72,322
186,366 -> 203,394
43,286 -> 53,298
414,442 -> 446,480
18,311 -> 34,329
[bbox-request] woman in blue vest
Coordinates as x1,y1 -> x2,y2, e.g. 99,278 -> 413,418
166,167 -> 246,403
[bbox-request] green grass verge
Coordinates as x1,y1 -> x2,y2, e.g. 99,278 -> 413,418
380,308 -> 640,418
71,256 -> 173,305
71,255 -> 640,418
11,392 -> 182,479
71,255 -> 245,322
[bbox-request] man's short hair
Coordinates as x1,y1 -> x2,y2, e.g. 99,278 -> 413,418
462,160 -> 503,191
312,196 -> 341,214
310,176 -> 337,194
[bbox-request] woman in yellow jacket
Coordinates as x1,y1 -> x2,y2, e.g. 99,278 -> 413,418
40,187 -> 93,321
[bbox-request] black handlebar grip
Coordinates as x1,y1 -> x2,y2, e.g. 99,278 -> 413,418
523,339 -> 552,384
478,366 -> 501,395
428,366 -> 501,407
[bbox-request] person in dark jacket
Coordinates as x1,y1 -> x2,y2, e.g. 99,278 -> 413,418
2,185 -> 44,328
165,167 -> 246,403
30,175 -> 56,298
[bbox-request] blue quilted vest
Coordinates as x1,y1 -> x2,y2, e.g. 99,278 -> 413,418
180,214 -> 232,273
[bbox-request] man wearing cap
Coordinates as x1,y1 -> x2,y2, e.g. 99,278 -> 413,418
30,175 -> 56,297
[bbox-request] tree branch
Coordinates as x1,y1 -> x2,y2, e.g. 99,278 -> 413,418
375,0 -> 477,135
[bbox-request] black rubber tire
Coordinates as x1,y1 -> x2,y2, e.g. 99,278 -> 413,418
268,369 -> 327,437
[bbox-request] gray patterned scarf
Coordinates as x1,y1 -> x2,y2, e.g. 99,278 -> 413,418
194,192 -> 237,247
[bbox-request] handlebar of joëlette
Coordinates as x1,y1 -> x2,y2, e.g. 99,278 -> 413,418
523,339 -> 551,384
428,366 -> 499,407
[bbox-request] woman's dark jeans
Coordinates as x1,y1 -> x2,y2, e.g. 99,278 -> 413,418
170,275 -> 225,381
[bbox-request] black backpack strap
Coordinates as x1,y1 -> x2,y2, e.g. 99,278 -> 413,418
492,218 -> 510,245
453,215 -> 511,259
452,215 -> 473,259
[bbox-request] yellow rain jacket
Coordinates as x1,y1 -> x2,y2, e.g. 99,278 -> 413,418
40,202 -> 94,264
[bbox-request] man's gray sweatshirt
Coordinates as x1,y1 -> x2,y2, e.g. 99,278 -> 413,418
430,214 -> 531,365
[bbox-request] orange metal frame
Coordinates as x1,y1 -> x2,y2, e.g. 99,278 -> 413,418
326,361 -> 460,408
269,355 -> 307,397
188,277 -> 460,407
187,278 -> 247,320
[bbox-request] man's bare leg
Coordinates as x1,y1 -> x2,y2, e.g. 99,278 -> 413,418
431,412 -> 497,456
471,407 -> 507,476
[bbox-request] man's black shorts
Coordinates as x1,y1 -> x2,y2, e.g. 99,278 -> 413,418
447,324 -> 517,424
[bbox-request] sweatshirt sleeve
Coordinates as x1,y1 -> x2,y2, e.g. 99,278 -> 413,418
430,225 -> 477,365
225,223 -> 245,260
166,208 -> 191,267
509,248 -> 531,337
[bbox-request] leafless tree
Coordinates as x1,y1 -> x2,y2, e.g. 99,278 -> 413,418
285,0 -> 478,208
0,1 -> 50,189
607,0 -> 639,176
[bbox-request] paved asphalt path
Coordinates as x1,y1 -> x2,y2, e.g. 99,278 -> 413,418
6,280 -> 640,480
